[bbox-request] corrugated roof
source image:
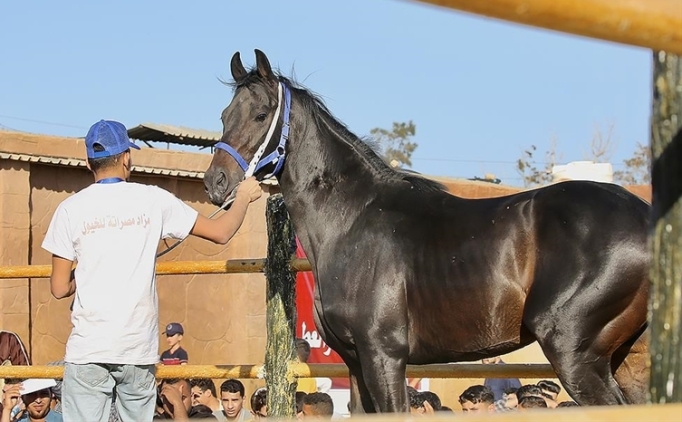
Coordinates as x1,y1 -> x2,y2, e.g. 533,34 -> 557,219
127,122 -> 222,147
0,152 -> 205,179
0,152 -> 279,185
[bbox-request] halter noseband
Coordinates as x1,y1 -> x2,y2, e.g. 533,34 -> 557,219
214,82 -> 291,181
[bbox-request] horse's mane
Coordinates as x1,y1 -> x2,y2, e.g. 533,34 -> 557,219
222,69 -> 447,194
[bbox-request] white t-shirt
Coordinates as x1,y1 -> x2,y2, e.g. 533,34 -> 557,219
41,181 -> 199,365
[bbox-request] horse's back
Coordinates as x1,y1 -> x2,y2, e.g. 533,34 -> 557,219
371,179 -> 650,361
524,180 -> 650,287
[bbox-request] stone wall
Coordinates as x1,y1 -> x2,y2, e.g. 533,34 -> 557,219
0,160 -> 31,354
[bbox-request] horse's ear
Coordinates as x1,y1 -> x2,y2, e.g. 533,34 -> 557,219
231,51 -> 247,82
254,49 -> 275,81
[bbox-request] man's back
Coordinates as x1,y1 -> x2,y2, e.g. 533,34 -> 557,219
43,181 -> 198,365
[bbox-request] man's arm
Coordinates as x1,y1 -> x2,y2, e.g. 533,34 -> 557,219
50,255 -> 76,299
190,178 -> 262,245
190,194 -> 251,245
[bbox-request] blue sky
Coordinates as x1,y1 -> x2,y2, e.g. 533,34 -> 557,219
0,0 -> 652,186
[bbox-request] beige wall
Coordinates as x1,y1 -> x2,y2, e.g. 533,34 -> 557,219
0,160 -> 31,351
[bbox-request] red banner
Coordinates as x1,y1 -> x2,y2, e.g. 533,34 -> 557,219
294,238 -> 349,389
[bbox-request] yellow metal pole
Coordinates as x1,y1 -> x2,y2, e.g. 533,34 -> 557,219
0,363 -> 555,380
326,405 -> 682,421
414,0 -> 682,55
289,362 -> 556,379
0,258 -> 312,279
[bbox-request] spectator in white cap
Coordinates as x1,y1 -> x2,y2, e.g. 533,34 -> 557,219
161,323 -> 188,365
41,119 -> 262,422
1,378 -> 62,422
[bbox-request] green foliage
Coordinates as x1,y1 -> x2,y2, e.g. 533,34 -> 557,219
517,136 -> 651,188
613,142 -> 651,185
370,121 -> 418,168
516,144 -> 557,188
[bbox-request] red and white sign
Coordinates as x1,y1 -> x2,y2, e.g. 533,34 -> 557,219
294,238 -> 349,388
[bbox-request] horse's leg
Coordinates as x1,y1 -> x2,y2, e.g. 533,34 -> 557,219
311,307 -> 376,413
530,331 -> 627,405
523,302 -> 632,405
355,339 -> 409,413
347,361 -> 375,414
612,325 -> 649,404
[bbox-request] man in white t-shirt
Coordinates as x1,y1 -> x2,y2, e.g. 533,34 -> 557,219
41,119 -> 262,422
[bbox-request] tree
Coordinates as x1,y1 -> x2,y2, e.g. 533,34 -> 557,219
516,137 -> 561,188
517,124 -> 655,188
580,121 -> 656,185
613,142 -> 651,185
370,121 -> 418,168
583,122 -> 617,163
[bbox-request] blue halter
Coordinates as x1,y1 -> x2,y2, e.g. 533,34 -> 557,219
214,82 -> 291,180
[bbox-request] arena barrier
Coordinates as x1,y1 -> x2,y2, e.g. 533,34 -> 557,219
415,0 -> 682,55
0,362 -> 556,380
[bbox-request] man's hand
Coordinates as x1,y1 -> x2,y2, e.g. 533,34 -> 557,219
1,383 -> 22,422
160,384 -> 188,420
160,384 -> 183,408
191,177 -> 263,245
235,177 -> 262,203
2,383 -> 22,404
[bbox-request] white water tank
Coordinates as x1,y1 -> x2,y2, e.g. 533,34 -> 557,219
551,161 -> 613,183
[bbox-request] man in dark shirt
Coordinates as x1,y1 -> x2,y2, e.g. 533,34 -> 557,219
161,323 -> 188,365
482,356 -> 522,402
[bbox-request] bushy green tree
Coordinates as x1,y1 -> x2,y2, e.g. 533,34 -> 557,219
370,121 -> 418,168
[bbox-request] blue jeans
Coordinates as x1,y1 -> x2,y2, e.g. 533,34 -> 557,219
62,362 -> 156,422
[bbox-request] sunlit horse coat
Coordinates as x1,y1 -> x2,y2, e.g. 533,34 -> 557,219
203,49 -> 651,412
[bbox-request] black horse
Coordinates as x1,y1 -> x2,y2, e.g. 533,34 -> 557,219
204,50 -> 651,412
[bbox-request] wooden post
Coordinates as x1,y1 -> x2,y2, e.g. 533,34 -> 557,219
649,50 -> 682,404
264,194 -> 298,417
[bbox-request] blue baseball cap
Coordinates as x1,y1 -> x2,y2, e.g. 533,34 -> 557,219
85,119 -> 140,159
164,322 -> 184,336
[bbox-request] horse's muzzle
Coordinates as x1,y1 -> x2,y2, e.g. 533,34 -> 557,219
204,169 -> 229,206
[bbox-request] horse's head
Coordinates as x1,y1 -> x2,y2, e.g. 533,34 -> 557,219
204,49 -> 287,205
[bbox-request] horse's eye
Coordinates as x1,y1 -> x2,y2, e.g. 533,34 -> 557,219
255,113 -> 267,122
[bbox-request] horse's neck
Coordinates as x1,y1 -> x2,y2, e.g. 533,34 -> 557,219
277,117 -> 378,257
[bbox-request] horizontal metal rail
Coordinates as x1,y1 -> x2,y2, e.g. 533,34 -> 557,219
0,258 -> 312,279
0,363 -> 556,380
415,0 -> 682,55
